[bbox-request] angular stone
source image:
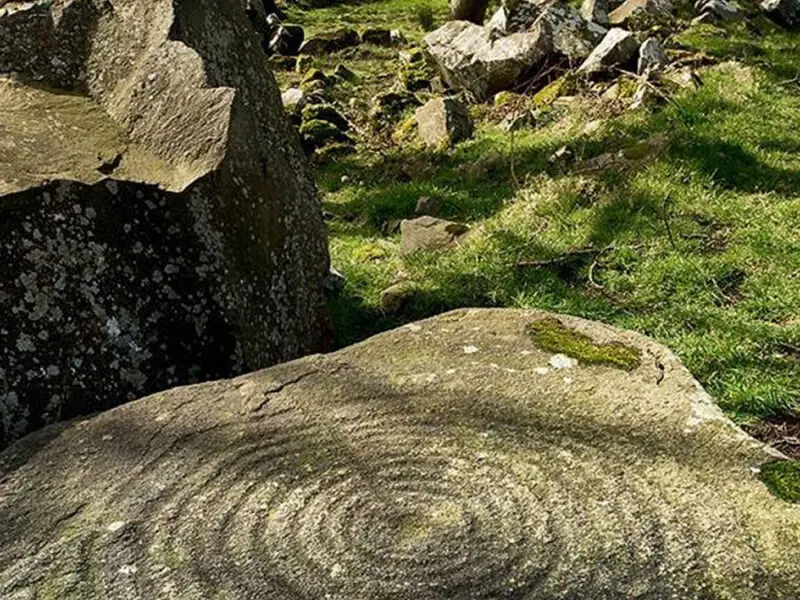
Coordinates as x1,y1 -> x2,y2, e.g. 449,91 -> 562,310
281,87 -> 306,113
0,0 -> 330,448
582,0 -> 611,25
697,0 -> 743,21
269,24 -> 305,56
488,6 -> 508,34
415,97 -> 474,147
369,90 -> 421,122
578,27 -> 639,75
534,3 -> 608,60
423,20 -> 550,100
361,27 -> 393,46
302,103 -> 350,131
400,216 -> 470,254
298,28 -> 360,55
637,37 -> 668,75
1,309 -> 798,598
609,0 -> 673,25
761,0 -> 800,25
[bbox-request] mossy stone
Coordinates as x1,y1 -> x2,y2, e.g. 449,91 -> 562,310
527,317 -> 642,370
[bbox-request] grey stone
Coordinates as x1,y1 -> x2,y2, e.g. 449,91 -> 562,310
400,216 -> 470,254
534,3 -> 608,60
581,0 -> 611,24
488,6 -> 508,34
268,24 -> 305,56
415,96 -> 475,147
302,103 -> 350,131
379,280 -> 420,312
281,87 -> 306,113
696,0 -> 743,20
761,0 -> 800,26
423,20 -> 550,100
323,268 -> 346,295
298,29 -> 360,55
608,0 -> 673,25
369,90 -> 420,122
0,0 -> 330,448
390,29 -> 408,46
1,309 -> 798,598
578,27 -> 639,75
637,37 -> 668,75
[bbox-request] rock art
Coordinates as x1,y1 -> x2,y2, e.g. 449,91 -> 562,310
1,309 -> 798,599
0,0 -> 330,447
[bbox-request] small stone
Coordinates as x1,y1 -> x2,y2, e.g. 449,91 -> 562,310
608,0 -> 673,25
299,29 -> 360,55
333,64 -> 359,82
268,24 -> 305,56
323,269 -> 346,295
549,354 -> 577,369
281,87 -> 305,113
301,104 -> 350,131
415,96 -> 474,147
637,38 -> 668,75
761,0 -> 800,26
582,0 -> 611,25
400,216 -> 469,254
379,281 -> 419,312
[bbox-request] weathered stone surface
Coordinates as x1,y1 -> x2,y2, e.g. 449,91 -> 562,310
282,86 -> 307,113
1,309 -> 799,599
415,96 -> 474,147
638,37 -> 668,74
609,0 -> 673,25
0,0 -> 330,447
423,20 -> 550,99
400,216 -> 470,253
582,0 -> 611,25
578,27 -> 639,74
534,3 -> 607,60
761,0 -> 800,27
298,28 -> 360,55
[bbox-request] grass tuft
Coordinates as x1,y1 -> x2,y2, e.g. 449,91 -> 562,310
761,460 -> 800,503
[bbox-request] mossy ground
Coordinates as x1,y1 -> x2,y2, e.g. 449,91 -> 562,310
279,5 -> 800,436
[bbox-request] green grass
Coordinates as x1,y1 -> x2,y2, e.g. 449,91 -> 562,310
288,8 -> 800,426
761,460 -> 800,502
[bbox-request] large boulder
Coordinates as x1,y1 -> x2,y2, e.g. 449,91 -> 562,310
1,309 -> 799,598
423,20 -> 550,100
534,3 -> 608,60
0,0 -> 330,447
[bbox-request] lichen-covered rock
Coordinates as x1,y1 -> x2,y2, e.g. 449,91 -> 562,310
1,309 -> 799,599
534,3 -> 608,60
361,27 -> 393,46
578,27 -> 639,74
423,20 -> 550,100
301,103 -> 351,131
0,0 -> 330,447
415,96 -> 475,147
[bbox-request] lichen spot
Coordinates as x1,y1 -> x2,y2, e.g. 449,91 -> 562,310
760,460 -> 800,503
526,318 -> 642,371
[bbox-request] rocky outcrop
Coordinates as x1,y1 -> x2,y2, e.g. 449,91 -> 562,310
423,20 -> 550,99
0,0 -> 330,447
1,309 -> 799,598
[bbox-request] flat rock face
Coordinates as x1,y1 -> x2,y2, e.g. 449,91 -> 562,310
1,309 -> 798,599
0,0 -> 330,447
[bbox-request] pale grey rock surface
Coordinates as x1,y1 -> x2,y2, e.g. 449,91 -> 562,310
1,309 -> 798,599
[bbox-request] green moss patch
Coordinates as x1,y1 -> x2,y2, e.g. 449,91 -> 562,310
527,318 -> 642,371
761,460 -> 800,503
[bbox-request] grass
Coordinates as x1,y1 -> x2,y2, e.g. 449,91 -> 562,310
761,460 -> 800,502
280,5 -> 800,429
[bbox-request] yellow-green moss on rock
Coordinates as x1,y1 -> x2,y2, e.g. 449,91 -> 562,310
527,317 -> 642,370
